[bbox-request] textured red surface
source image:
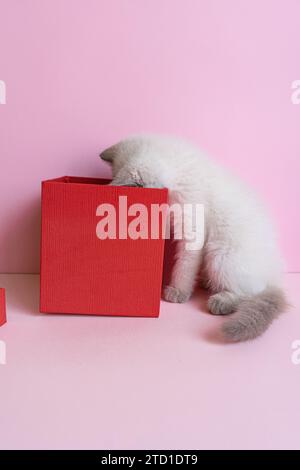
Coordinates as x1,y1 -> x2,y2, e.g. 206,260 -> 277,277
40,177 -> 168,317
0,288 -> 6,326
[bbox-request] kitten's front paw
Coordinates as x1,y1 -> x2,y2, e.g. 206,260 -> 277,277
163,286 -> 190,303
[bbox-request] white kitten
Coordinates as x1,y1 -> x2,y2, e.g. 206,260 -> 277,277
100,135 -> 287,342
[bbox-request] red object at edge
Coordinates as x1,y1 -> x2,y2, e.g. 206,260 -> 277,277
0,288 -> 6,326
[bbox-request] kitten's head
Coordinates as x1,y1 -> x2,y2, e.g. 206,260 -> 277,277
100,136 -> 169,188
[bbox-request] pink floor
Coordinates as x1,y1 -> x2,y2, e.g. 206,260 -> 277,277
0,273 -> 300,450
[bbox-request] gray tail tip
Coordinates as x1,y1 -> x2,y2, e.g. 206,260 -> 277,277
221,321 -> 251,343
220,286 -> 288,343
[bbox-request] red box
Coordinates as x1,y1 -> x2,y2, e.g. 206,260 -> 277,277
0,288 -> 6,326
40,176 -> 168,317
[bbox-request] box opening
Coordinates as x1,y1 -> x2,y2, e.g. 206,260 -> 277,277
47,176 -> 112,185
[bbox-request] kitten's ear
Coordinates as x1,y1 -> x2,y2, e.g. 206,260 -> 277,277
99,145 -> 117,163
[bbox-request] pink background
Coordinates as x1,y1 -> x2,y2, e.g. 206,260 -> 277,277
1,272 -> 300,450
0,0 -> 299,273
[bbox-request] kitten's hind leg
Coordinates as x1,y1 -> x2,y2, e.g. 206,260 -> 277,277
208,291 -> 240,315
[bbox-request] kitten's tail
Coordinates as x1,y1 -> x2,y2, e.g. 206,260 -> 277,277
221,286 -> 288,342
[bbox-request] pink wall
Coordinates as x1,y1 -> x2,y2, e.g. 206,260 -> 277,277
0,0 -> 299,273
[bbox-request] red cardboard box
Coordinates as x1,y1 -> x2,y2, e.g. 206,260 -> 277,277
40,176 -> 168,317
0,288 -> 6,326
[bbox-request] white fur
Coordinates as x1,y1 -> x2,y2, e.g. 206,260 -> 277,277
102,134 -> 283,305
